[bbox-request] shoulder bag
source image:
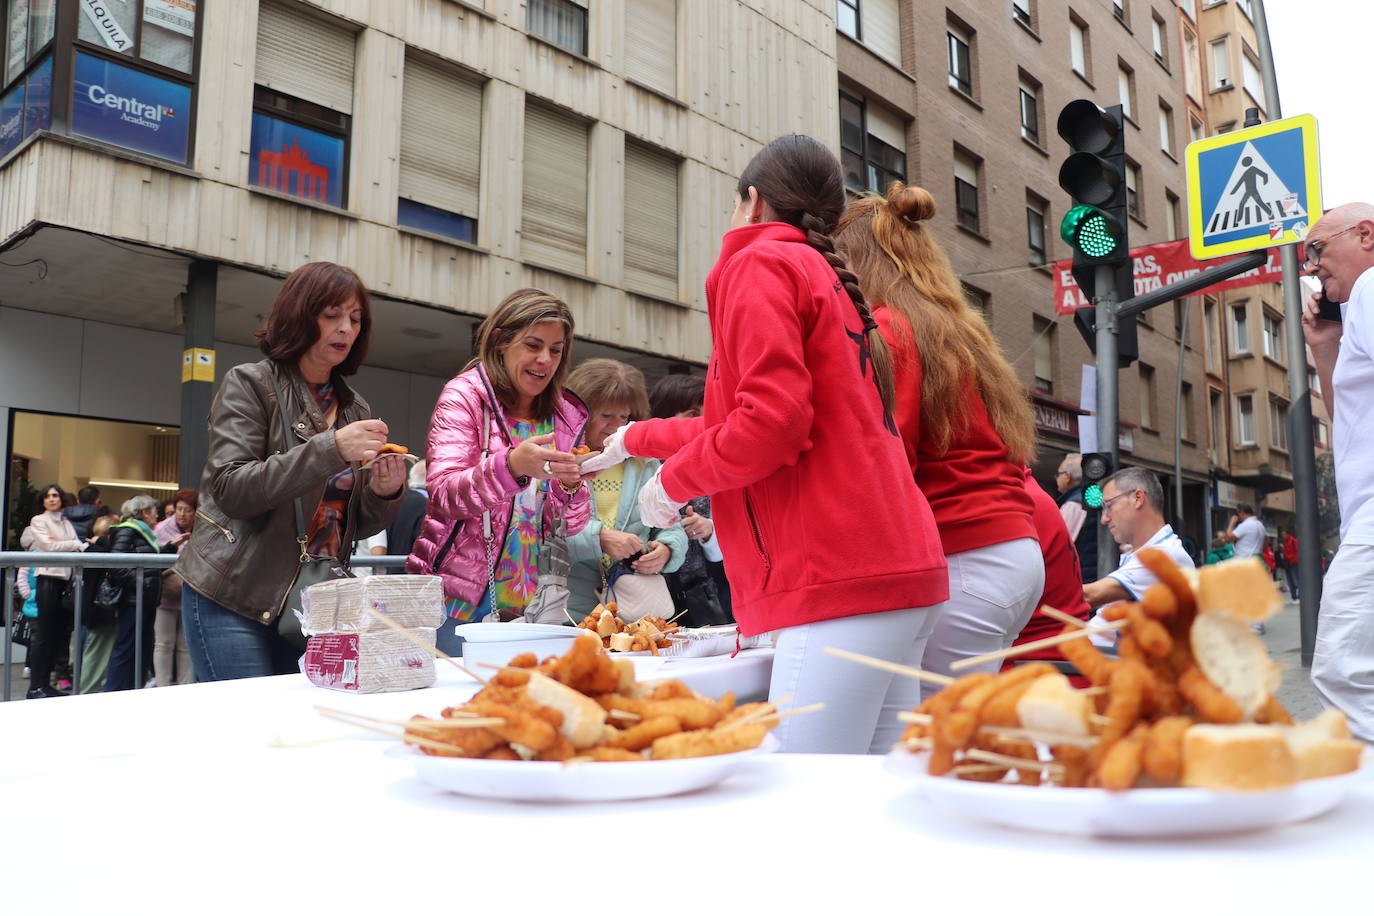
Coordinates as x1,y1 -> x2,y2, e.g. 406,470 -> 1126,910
268,368 -> 355,650
599,527 -> 675,623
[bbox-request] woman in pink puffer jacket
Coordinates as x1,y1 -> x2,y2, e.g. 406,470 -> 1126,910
407,289 -> 590,651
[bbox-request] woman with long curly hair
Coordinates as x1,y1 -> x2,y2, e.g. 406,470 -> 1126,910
836,182 -> 1043,692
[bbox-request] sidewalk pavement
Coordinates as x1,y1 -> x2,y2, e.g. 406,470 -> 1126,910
1261,596 -> 1326,721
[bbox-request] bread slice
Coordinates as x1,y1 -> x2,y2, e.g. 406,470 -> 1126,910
1283,709 -> 1365,780
1016,673 -> 1090,737
523,671 -> 607,748
1191,610 -> 1282,720
1195,557 -> 1283,622
1183,724 -> 1299,790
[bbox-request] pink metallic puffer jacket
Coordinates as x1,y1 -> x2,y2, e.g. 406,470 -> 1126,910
406,365 -> 590,607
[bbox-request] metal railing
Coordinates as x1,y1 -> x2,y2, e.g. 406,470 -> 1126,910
1,551 -> 407,701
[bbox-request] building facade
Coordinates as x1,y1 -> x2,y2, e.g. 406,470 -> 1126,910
0,0 -> 838,539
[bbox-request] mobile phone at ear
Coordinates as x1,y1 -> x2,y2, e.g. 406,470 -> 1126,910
1317,289 -> 1343,323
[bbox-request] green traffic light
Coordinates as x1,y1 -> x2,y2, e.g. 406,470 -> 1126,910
1084,484 -> 1104,508
1060,205 -> 1125,260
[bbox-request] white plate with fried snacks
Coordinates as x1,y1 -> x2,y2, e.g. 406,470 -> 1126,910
390,734 -> 779,803
885,747 -> 1369,837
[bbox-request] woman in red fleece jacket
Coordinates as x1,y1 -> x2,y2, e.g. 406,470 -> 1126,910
581,135 -> 949,753
835,184 -> 1042,694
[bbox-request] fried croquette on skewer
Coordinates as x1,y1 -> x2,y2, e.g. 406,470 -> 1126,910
1141,715 -> 1193,784
1141,583 -> 1179,620
1057,627 -> 1119,686
1136,548 -> 1197,618
650,722 -> 770,760
941,663 -> 1056,748
1097,722 -> 1150,790
1177,665 -> 1245,724
605,716 -> 683,752
1123,603 -> 1173,660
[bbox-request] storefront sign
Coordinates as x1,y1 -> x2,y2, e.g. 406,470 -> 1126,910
144,0 -> 196,37
0,56 -> 52,160
71,51 -> 190,163
181,347 -> 214,383
249,112 -> 345,208
1033,402 -> 1077,436
79,0 -> 134,52
1053,238 -> 1286,316
1216,480 -> 1242,509
0,84 -> 21,159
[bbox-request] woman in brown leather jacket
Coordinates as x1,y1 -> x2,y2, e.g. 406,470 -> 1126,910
175,262 -> 405,680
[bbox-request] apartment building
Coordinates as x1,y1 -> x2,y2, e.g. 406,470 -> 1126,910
1190,0 -> 1331,540
0,0 -> 838,537
837,0 -> 1212,547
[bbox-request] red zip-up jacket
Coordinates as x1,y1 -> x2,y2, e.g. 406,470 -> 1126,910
874,308 -> 1036,556
625,223 -> 949,636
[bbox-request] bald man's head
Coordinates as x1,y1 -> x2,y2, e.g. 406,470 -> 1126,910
1307,203 -> 1374,303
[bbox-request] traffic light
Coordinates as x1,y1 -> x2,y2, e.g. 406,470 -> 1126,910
1057,100 -> 1137,367
1080,451 -> 1114,509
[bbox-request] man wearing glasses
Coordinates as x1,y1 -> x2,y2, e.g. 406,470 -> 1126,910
1301,202 -> 1374,740
1055,453 -> 1098,583
1081,467 -> 1195,619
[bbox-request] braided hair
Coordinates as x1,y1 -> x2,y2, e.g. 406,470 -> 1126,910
737,135 -> 896,417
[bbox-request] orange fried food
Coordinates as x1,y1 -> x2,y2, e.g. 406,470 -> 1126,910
647,680 -> 696,701
941,663 -> 1055,748
1053,745 -> 1092,788
466,700 -> 559,753
508,652 -> 539,668
407,715 -> 504,758
716,691 -> 737,715
1136,548 -> 1197,617
1141,715 -> 1193,784
1100,662 -> 1154,746
650,722 -> 769,760
923,672 -> 995,775
1141,583 -> 1179,620
1256,694 -> 1294,725
484,745 -> 522,760
535,733 -> 577,761
1177,665 -> 1244,724
572,445 -> 591,455
377,442 -> 409,455
605,716 -> 682,751
1097,722 -> 1150,790
1058,627 -> 1118,686
720,701 -> 776,729
1123,603 -> 1173,660
548,633 -> 622,695
491,666 -> 532,688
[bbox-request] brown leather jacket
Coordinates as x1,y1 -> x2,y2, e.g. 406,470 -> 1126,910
175,359 -> 402,625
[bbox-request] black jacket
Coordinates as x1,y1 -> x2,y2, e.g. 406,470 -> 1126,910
108,523 -> 172,609
1058,485 -> 1100,584
65,504 -> 109,540
385,487 -> 428,573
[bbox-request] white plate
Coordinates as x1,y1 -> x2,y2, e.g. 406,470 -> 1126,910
392,733 -> 779,802
451,622 -> 574,642
884,747 -> 1369,837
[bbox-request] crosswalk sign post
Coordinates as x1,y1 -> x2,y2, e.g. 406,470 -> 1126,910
1185,114 -> 1321,260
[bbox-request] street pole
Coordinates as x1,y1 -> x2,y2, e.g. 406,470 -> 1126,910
1174,299 -> 1190,532
1251,0 -> 1321,665
1095,262 -> 1120,579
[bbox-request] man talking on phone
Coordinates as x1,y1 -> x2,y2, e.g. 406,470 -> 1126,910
1301,202 -> 1374,740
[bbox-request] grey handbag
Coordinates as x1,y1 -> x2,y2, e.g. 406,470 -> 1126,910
268,368 -> 355,650
522,508 -> 573,625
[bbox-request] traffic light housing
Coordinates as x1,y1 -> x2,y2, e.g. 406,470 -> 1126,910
1080,452 -> 1114,509
1057,100 -> 1137,367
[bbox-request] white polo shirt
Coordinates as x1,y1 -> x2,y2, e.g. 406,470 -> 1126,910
1333,265 -> 1374,545
1232,515 -> 1265,558
1089,524 -> 1196,645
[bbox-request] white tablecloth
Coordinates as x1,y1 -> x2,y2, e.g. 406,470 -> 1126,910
3,653 -> 1373,914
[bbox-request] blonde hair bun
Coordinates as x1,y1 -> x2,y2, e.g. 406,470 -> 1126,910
888,183 -> 936,223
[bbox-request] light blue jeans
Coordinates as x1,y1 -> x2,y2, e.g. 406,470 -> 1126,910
182,585 -> 301,681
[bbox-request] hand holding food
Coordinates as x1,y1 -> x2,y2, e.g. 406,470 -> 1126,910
637,467 -> 685,528
367,453 -> 406,496
507,433 -> 581,481
335,418 -> 389,463
577,422 -> 633,473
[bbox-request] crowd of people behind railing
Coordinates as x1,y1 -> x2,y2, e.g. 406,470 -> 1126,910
8,135 -> 1369,751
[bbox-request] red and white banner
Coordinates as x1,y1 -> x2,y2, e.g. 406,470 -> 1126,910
1052,239 -> 1286,315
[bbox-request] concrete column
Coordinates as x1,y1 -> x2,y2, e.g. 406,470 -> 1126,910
178,260 -> 217,489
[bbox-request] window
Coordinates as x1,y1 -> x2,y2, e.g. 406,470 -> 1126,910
837,0 -> 859,39
859,0 -> 901,62
1309,369 -> 1321,397
1215,120 -> 1236,134
1210,37 -> 1231,89
626,0 -> 676,96
1181,382 -> 1195,440
1069,15 -> 1089,78
1263,310 -> 1284,360
1174,299 -> 1187,338
838,91 -> 906,193
1033,316 -> 1055,393
2,0 -> 55,163
527,0 -> 588,57
1019,75 -> 1041,144
251,3 -> 354,206
1027,198 -> 1048,266
1166,190 -> 1180,240
522,101 -> 588,274
954,149 -> 980,233
1238,394 -> 1256,445
74,0 -> 195,73
1158,101 -> 1174,156
1232,304 -> 1250,352
964,285 -> 988,315
1117,63 -> 1135,119
1126,161 -> 1141,220
1139,363 -> 1156,429
1012,0 -> 1033,30
1269,397 -> 1288,450
1315,420 -> 1330,449
1112,0 -> 1127,23
1237,0 -> 1253,19
398,57 -> 481,244
4,0 -> 54,85
623,140 -> 680,301
1204,298 -> 1221,369
947,21 -> 973,96
1180,0 -> 1195,18
1183,28 -> 1201,99
1151,13 -> 1168,66
1190,116 -> 1204,143
1242,49 -> 1265,110
1210,389 -> 1224,458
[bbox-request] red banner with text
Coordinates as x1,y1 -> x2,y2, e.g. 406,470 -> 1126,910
1052,239 -> 1286,315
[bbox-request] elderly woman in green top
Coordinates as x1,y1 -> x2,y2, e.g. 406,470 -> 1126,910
565,360 -> 687,622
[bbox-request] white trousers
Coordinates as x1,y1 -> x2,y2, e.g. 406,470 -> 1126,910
769,606 -> 940,755
919,538 -> 1045,700
1311,544 -> 1374,741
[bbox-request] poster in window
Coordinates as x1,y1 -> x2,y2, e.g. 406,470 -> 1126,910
28,0 -> 56,57
249,112 -> 345,208
78,0 -> 136,54
142,0 -> 196,73
0,82 -> 22,159
5,0 -> 27,84
23,53 -> 52,135
71,51 -> 191,162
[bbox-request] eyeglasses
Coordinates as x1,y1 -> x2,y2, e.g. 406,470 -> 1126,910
1100,490 -> 1138,514
1304,226 -> 1358,269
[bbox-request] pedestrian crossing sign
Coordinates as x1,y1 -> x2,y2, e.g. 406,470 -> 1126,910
1185,114 -> 1321,260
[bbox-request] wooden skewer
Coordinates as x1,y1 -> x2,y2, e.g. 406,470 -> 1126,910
822,647 -> 955,686
716,702 -> 780,733
1037,605 -> 1091,629
315,708 -> 477,756
950,764 -> 1013,777
564,607 -> 579,626
364,605 -> 489,685
948,619 -> 1129,672
1079,686 -> 1109,697
895,711 -> 1095,747
898,711 -> 932,725
1088,713 -> 1113,726
607,709 -> 641,721
964,748 -> 1064,774
315,705 -> 506,730
903,737 -> 934,751
745,702 -> 826,728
